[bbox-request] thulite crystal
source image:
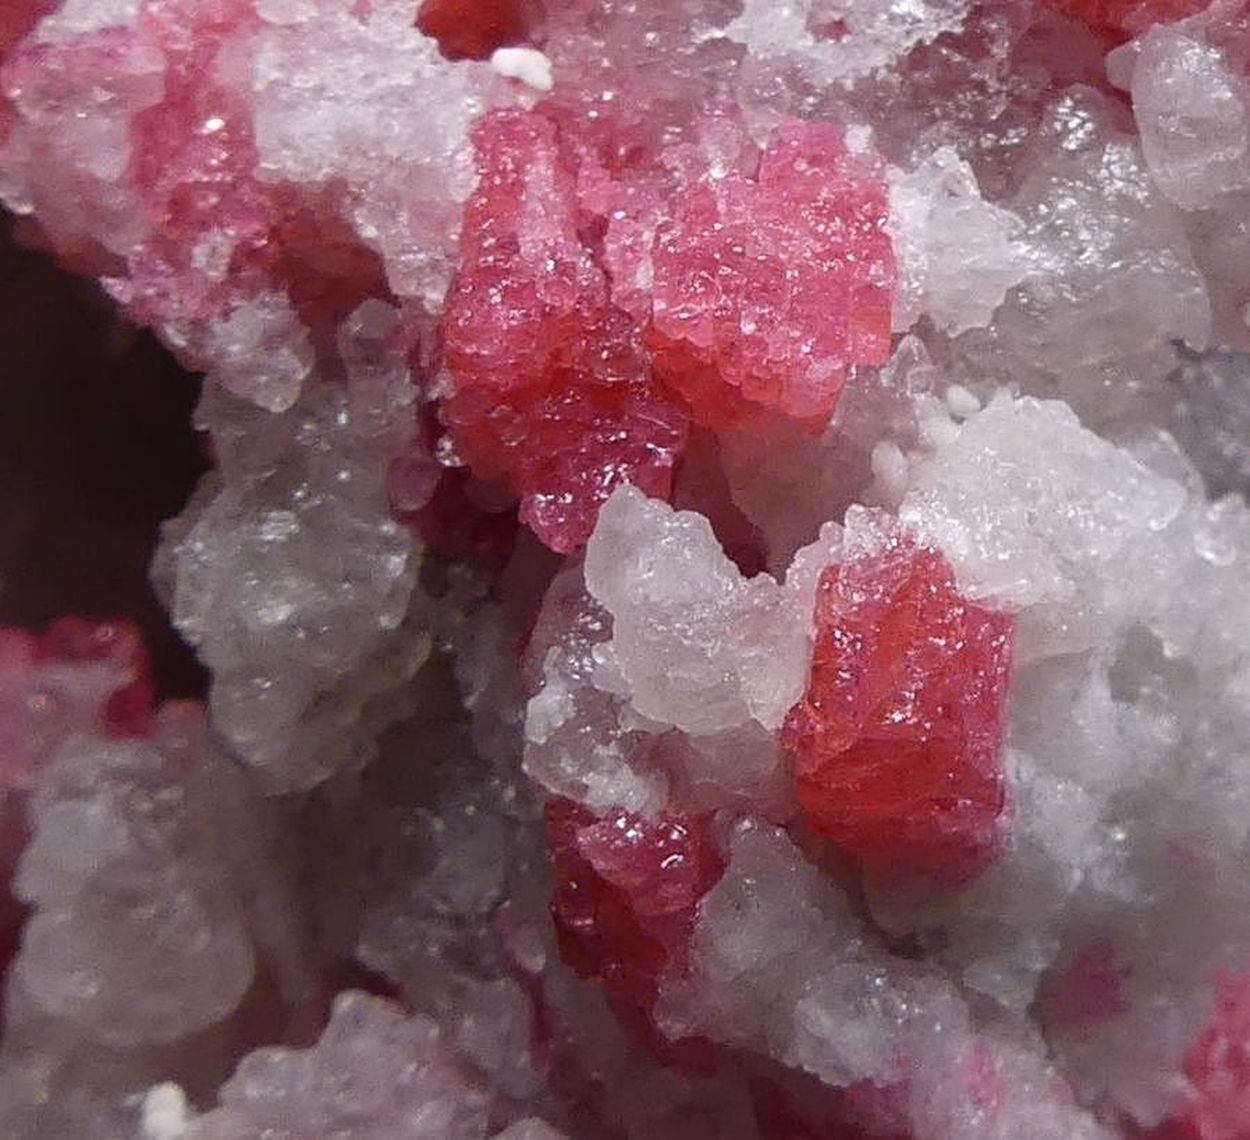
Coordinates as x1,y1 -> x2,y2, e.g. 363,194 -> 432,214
439,109 -> 688,553
649,120 -> 895,427
546,798 -> 723,1057
782,514 -> 1013,885
417,0 -> 533,61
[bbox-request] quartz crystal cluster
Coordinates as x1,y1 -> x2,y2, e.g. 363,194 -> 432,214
3,0 -> 1250,1137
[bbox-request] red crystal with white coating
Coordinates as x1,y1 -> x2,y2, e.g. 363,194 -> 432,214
782,517 -> 1013,885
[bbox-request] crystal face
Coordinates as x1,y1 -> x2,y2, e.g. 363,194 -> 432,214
2,0 -> 1250,1137
646,119 -> 895,427
782,513 -> 1013,886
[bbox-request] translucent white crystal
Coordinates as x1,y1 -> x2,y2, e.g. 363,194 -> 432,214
249,0 -> 516,307
154,326 -> 427,789
11,713 -> 256,1047
723,0 -> 973,87
196,291 -> 315,414
888,147 -> 1025,335
185,993 -> 493,1139
955,88 -> 1211,426
900,392 -> 1187,658
0,29 -> 161,257
523,564 -> 668,814
584,485 -> 840,737
1128,26 -> 1250,211
661,821 -> 1113,1140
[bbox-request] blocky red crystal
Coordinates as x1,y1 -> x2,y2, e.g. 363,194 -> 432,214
649,120 -> 895,428
545,797 -> 724,1061
439,109 -> 688,553
782,523 -> 1013,885
417,0 -> 535,61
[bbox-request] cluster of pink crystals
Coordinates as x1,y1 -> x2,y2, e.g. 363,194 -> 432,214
10,0 -> 1250,1137
439,109 -> 688,553
783,521 -> 1013,885
648,120 -> 895,427
440,109 -> 895,550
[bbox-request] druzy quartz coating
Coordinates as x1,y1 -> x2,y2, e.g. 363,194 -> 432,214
2,0 -> 1250,1138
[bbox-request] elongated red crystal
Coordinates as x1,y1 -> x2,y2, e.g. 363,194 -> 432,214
439,109 -> 688,553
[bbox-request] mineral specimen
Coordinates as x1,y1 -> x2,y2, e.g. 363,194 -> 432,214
0,0 -> 1249,1137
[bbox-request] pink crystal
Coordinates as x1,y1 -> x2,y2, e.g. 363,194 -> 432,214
545,797 -> 723,1063
648,120 -> 896,427
439,109 -> 689,553
782,520 -> 1014,886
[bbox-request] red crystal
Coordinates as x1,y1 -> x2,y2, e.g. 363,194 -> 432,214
782,520 -> 1013,885
1040,0 -> 1209,40
649,120 -> 895,428
545,797 -> 724,1062
417,0 -> 536,61
1152,972 -> 1250,1140
439,109 -> 688,553
1038,940 -> 1132,1033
